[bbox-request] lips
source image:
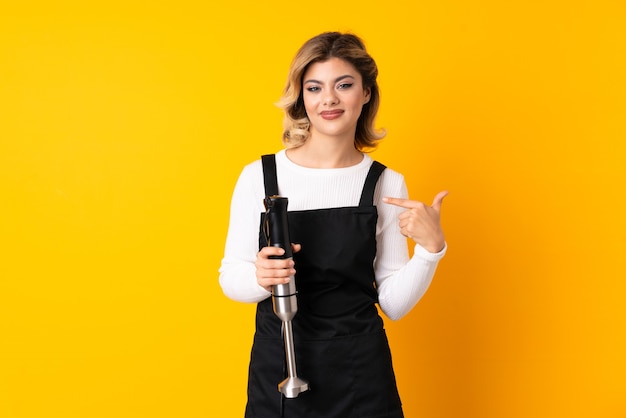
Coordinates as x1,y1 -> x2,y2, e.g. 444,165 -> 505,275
320,110 -> 344,120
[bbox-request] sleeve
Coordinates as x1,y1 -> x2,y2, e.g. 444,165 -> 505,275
373,172 -> 447,320
218,163 -> 272,303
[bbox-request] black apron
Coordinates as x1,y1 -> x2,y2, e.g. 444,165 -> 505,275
245,154 -> 403,418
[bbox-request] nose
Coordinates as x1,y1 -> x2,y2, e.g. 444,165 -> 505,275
322,90 -> 338,106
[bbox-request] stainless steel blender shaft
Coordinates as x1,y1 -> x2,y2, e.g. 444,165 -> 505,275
273,279 -> 309,398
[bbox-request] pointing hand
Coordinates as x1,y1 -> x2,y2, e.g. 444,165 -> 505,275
382,191 -> 448,253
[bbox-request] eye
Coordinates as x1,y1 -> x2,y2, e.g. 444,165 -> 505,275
306,86 -> 320,92
338,83 -> 353,90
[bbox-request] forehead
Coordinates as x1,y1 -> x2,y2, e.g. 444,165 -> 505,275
303,57 -> 361,81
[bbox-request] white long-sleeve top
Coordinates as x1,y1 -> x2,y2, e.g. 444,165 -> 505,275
218,150 -> 446,320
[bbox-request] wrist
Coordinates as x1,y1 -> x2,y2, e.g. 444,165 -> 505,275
422,236 -> 445,253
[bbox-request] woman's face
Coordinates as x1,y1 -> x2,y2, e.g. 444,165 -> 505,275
302,57 -> 370,141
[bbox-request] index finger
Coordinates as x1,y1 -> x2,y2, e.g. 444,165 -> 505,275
382,197 -> 419,209
259,246 -> 286,257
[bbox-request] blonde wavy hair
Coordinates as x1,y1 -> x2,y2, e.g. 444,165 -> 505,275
277,32 -> 385,151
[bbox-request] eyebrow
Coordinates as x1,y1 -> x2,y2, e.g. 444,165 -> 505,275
303,75 -> 356,84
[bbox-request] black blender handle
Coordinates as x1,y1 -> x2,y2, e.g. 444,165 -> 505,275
264,195 -> 293,259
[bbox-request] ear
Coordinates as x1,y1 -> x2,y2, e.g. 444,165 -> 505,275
363,87 -> 371,105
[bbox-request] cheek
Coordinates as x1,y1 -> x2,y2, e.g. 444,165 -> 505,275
302,95 -> 317,115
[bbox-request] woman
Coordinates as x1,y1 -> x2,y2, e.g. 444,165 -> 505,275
219,32 -> 447,418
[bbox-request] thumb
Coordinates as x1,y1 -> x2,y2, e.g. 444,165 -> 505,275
432,190 -> 449,212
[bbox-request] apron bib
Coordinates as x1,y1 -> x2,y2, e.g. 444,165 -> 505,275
245,155 -> 403,418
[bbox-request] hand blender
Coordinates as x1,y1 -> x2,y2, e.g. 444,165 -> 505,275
264,195 -> 310,398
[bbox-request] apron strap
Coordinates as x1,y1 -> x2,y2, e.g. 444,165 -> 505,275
359,161 -> 386,207
261,154 -> 279,197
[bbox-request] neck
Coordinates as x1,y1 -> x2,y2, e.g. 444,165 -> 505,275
286,134 -> 362,169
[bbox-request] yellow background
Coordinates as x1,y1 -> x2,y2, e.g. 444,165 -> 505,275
1,1 -> 625,417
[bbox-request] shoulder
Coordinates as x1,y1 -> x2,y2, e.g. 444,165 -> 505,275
232,157 -> 267,203
235,158 -> 263,187
376,162 -> 406,193
235,151 -> 287,193
238,150 -> 285,182
379,164 -> 404,182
